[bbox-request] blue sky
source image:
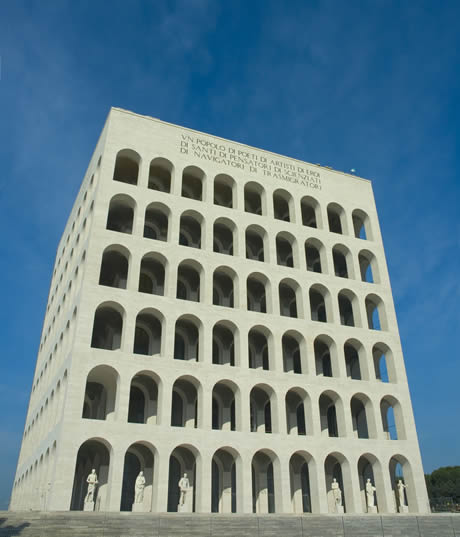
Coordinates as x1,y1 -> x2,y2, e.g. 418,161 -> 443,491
0,0 -> 459,509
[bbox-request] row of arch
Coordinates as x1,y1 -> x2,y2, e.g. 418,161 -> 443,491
99,247 -> 387,330
111,150 -> 372,240
106,196 -> 379,283
69,437 -> 415,513
83,366 -> 405,441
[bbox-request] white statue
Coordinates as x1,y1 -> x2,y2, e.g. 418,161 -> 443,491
331,478 -> 342,511
134,471 -> 146,503
397,479 -> 407,507
366,478 -> 376,510
178,473 -> 190,506
84,469 -> 98,503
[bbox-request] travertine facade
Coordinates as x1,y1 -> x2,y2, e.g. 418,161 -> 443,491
10,108 -> 430,514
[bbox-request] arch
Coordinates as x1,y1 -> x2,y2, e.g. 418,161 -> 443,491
252,449 -> 279,513
245,225 -> 266,262
138,253 -> 166,296
310,284 -> 331,323
212,380 -> 238,431
167,444 -> 198,512
99,245 -> 129,290
82,365 -> 119,421
182,166 -> 205,201
213,267 -> 235,308
357,454 -> 385,513
338,289 -> 360,327
179,211 -> 202,248
285,388 -> 310,436
144,202 -> 169,241
305,238 -> 325,273
248,326 -> 271,371
279,278 -> 300,318
352,209 -> 372,240
282,330 -> 307,374
247,272 -> 268,313
290,451 -> 315,513
365,293 -> 388,330
314,335 -> 337,377
350,393 -> 377,439
250,384 -> 276,434
174,315 -> 201,362
389,455 -> 417,512
373,343 -> 396,383
344,339 -> 369,381
213,218 -> 235,255
332,244 -> 353,279
324,452 -> 352,513
301,196 -> 321,228
212,447 -> 239,513
113,149 -> 140,185
273,188 -> 293,222
133,308 -> 163,356
359,249 -> 379,284
128,371 -> 160,424
91,302 -> 124,350
380,395 -> 406,440
148,157 -> 172,192
70,438 -> 111,510
327,202 -> 346,234
212,321 -> 236,366
177,260 -> 202,302
106,194 -> 135,234
244,181 -> 265,215
120,441 -> 156,512
276,232 -> 295,268
171,377 -> 200,428
319,391 -> 345,437
214,174 -> 235,208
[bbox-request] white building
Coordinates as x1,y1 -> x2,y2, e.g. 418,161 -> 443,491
10,108 -> 430,515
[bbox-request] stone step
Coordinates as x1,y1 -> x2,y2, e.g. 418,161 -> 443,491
0,511 -> 459,537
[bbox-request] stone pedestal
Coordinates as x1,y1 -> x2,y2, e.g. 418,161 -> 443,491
132,503 -> 144,512
399,505 -> 409,513
83,501 -> 94,512
336,505 -> 344,514
367,506 -> 378,513
177,487 -> 193,513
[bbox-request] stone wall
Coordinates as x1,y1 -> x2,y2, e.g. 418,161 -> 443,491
1,512 -> 459,537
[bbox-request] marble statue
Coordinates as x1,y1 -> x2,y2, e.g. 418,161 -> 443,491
331,478 -> 343,512
178,473 -> 190,506
84,469 -> 98,503
397,479 -> 408,507
134,471 -> 146,503
366,478 -> 377,512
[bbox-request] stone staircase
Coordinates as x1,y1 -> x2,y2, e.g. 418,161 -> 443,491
0,511 -> 459,537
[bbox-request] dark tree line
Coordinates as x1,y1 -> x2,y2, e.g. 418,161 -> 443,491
425,466 -> 460,502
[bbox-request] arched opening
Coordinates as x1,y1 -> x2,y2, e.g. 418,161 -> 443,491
99,246 -> 129,289
213,268 -> 235,308
174,316 -> 200,361
344,340 -> 365,380
285,388 -> 309,436
244,182 -> 264,215
248,327 -> 270,370
282,331 -> 305,374
250,385 -> 275,433
138,254 -> 165,296
319,391 -> 344,437
324,453 -> 349,513
70,439 -> 111,511
212,322 -> 236,366
148,157 -> 172,192
176,261 -> 201,302
171,377 -> 199,428
366,294 -> 387,330
179,212 -> 202,248
273,189 -> 293,222
167,445 -> 198,512
359,250 -> 379,284
106,194 -> 135,234
212,381 -> 237,431
276,233 -> 295,267
310,285 -> 329,322
128,372 -> 159,424
357,454 -> 383,513
327,203 -> 346,234
113,149 -> 140,185
246,226 -> 265,261
389,455 -> 416,512
333,245 -> 351,278
82,365 -> 118,421
212,448 -> 238,513
290,452 -> 313,513
301,196 -> 320,228
338,290 -> 358,327
350,394 -> 373,439
252,450 -> 278,513
214,174 -> 235,208
247,273 -> 268,313
314,336 -> 335,377
133,309 -> 162,356
373,343 -> 395,383
305,239 -> 324,273
353,209 -> 371,240
144,203 -> 169,241
279,280 -> 299,318
380,396 -> 405,440
120,442 -> 155,512
182,166 -> 204,201
213,219 -> 235,255
91,303 -> 123,350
